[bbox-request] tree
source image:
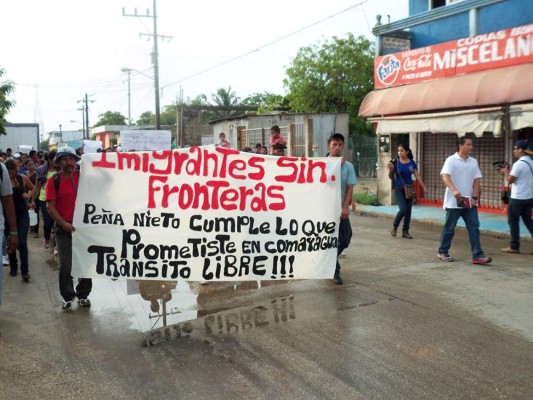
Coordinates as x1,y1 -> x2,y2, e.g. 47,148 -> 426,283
39,138 -> 49,151
211,86 -> 240,118
190,94 -> 209,106
241,92 -> 290,114
160,104 -> 177,126
283,34 -> 375,135
94,111 -> 126,127
0,66 -> 15,136
136,111 -> 154,126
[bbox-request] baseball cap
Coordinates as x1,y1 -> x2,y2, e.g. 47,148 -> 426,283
55,146 -> 80,162
514,140 -> 533,154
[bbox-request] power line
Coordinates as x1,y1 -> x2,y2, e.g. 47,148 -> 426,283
161,0 -> 369,90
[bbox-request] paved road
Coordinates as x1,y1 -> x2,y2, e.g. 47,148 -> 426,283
1,213 -> 532,400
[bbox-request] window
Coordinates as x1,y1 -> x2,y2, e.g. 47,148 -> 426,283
430,0 -> 464,9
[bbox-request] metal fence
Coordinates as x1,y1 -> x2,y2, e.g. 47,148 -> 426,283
290,123 -> 306,157
351,134 -> 378,177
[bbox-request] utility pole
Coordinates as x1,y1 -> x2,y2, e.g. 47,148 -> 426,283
121,68 -> 132,125
78,107 -> 86,138
78,94 -> 94,139
123,0 -> 172,130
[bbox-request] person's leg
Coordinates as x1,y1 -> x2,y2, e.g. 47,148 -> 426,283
519,198 -> 533,238
335,218 -> 352,280
40,201 -> 53,245
55,227 -> 76,303
8,227 -> 18,275
392,188 -> 407,230
76,279 -> 93,300
402,197 -> 414,235
438,208 -> 461,254
18,216 -> 30,277
507,199 -> 522,251
462,207 -> 484,259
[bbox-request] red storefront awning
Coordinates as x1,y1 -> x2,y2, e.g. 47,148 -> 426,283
359,63 -> 533,117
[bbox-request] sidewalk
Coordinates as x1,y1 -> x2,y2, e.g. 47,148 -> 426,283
356,203 -> 532,240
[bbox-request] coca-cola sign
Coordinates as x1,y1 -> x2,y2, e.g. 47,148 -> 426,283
374,24 -> 533,88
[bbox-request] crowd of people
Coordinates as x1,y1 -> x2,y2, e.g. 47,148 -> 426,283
1,135 -> 531,311
388,137 -> 533,264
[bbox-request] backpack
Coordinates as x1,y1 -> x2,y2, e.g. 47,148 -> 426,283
52,170 -> 80,193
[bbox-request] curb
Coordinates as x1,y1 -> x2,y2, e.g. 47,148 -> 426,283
354,208 -> 514,241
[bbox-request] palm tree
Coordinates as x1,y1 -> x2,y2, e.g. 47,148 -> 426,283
211,86 -> 240,118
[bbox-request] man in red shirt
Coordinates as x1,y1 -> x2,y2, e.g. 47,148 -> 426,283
46,146 -> 92,311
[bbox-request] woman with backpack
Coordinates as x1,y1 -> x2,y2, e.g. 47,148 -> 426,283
4,159 -> 34,282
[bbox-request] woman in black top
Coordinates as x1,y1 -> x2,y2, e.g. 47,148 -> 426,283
5,160 -> 34,282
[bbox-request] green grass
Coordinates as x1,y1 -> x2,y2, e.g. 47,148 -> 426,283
353,192 -> 379,206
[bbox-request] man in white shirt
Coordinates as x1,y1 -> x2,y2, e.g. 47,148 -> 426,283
437,136 -> 492,264
499,140 -> 533,254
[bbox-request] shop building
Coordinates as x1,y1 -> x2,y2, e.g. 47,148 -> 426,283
359,0 -> 533,212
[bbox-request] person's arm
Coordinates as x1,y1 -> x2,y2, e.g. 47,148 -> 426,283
47,200 -> 75,234
21,175 -> 35,206
388,162 -> 395,180
2,195 -> 18,253
472,178 -> 481,207
275,136 -> 287,146
414,169 -> 426,192
442,173 -> 462,200
32,179 -> 42,203
500,165 -> 517,184
341,184 -> 353,220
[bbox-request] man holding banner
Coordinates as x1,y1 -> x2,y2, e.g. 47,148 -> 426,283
46,147 -> 92,311
327,133 -> 356,285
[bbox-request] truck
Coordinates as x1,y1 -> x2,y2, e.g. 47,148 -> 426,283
1,123 -> 40,153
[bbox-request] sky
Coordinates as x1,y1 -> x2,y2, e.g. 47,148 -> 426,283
1,0 -> 408,137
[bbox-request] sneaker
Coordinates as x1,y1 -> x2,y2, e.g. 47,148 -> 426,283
78,298 -> 91,307
472,256 -> 492,265
62,300 -> 72,311
437,252 -> 453,262
43,240 -> 50,249
33,232 -> 39,239
501,247 -> 519,254
22,274 -> 30,282
2,255 -> 9,265
9,270 -> 17,277
402,232 -> 413,239
390,227 -> 397,237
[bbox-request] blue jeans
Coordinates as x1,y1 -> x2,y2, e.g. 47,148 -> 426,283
335,218 -> 352,277
393,187 -> 413,232
508,198 -> 533,251
438,207 -> 484,259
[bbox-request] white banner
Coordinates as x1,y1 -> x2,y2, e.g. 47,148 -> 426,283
72,147 -> 341,282
120,130 -> 171,151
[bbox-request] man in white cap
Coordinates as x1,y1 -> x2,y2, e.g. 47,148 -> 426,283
46,146 -> 92,311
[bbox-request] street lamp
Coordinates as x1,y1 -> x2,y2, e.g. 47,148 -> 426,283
59,124 -> 63,147
121,68 -> 132,126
